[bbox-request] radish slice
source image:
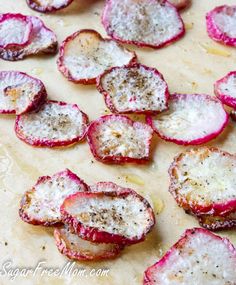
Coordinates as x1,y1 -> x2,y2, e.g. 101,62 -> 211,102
0,71 -> 47,115
60,191 -> 155,245
54,226 -> 124,261
86,115 -> 153,164
90,182 -> 135,194
169,147 -> 236,217
0,15 -> 57,61
214,71 -> 236,108
144,228 -> 236,285
168,0 -> 191,10
147,93 -> 229,145
102,0 -> 185,49
97,64 -> 169,114
15,100 -> 89,148
26,0 -> 74,13
0,14 -> 32,48
57,29 -> 136,85
19,169 -> 88,226
206,5 -> 236,47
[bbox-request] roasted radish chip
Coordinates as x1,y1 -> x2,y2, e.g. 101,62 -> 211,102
97,64 -> 169,114
206,5 -> 236,47
61,191 -> 155,245
0,71 -> 47,115
168,0 -> 191,10
90,182 -> 135,194
19,169 -> 88,226
147,94 -> 228,145
57,29 -> 136,85
102,0 -> 185,49
54,226 -> 124,261
15,100 -> 89,147
86,115 -> 153,164
0,15 -> 57,61
26,0 -> 74,13
0,14 -> 32,48
214,71 -> 236,108
143,228 -> 236,285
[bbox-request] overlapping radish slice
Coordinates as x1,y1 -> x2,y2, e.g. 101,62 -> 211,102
102,0 -> 185,49
168,0 -> 191,10
57,29 -> 136,85
143,228 -> 236,285
0,71 -> 47,115
0,14 -> 32,48
0,15 -> 57,61
15,100 -> 89,147
97,64 -> 169,114
147,94 -> 228,145
54,226 -> 124,261
19,169 -> 88,226
90,181 -> 135,194
206,5 -> 236,47
86,115 -> 153,164
214,71 -> 236,108
26,0 -> 74,13
60,191 -> 155,245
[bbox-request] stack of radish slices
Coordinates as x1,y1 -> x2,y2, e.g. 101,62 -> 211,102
19,169 -> 155,261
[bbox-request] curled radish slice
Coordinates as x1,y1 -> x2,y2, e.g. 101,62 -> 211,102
57,29 -> 136,85
15,100 -> 89,148
147,93 -> 229,145
97,64 -> 169,114
60,191 -> 155,245
102,0 -> 185,49
26,0 -> 74,13
168,0 -> 191,10
86,115 -> 153,164
0,14 -> 32,48
214,71 -> 236,108
143,228 -> 236,285
54,226 -> 124,261
19,169 -> 88,226
0,71 -> 47,115
206,5 -> 236,47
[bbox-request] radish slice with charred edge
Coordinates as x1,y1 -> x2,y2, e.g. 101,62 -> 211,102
15,100 -> 89,147
0,15 -> 57,61
214,71 -> 236,108
90,182 -> 135,194
26,0 -> 74,13
19,169 -> 89,226
86,115 -> 153,164
54,226 -> 124,261
0,14 -> 32,48
97,64 -> 169,115
102,0 -> 185,49
0,71 -> 47,115
169,147 -> 236,217
147,94 -> 229,145
57,29 -> 137,85
60,191 -> 155,245
206,5 -> 236,47
143,228 -> 236,285
168,0 -> 191,10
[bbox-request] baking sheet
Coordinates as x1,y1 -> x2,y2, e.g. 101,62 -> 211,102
0,1 -> 236,284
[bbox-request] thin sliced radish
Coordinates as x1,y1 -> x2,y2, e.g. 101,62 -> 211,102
206,5 -> 236,47
147,93 -> 229,145
102,0 -> 185,49
0,71 -> 47,115
97,64 -> 169,114
26,0 -> 74,13
214,71 -> 236,108
143,228 -> 236,285
61,191 -> 155,245
0,14 -> 32,48
86,115 -> 153,164
90,181 -> 135,194
57,29 -> 136,85
0,15 -> 57,61
19,169 -> 88,226
15,100 -> 89,147
54,226 -> 124,261
169,147 -> 236,217
168,0 -> 191,10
